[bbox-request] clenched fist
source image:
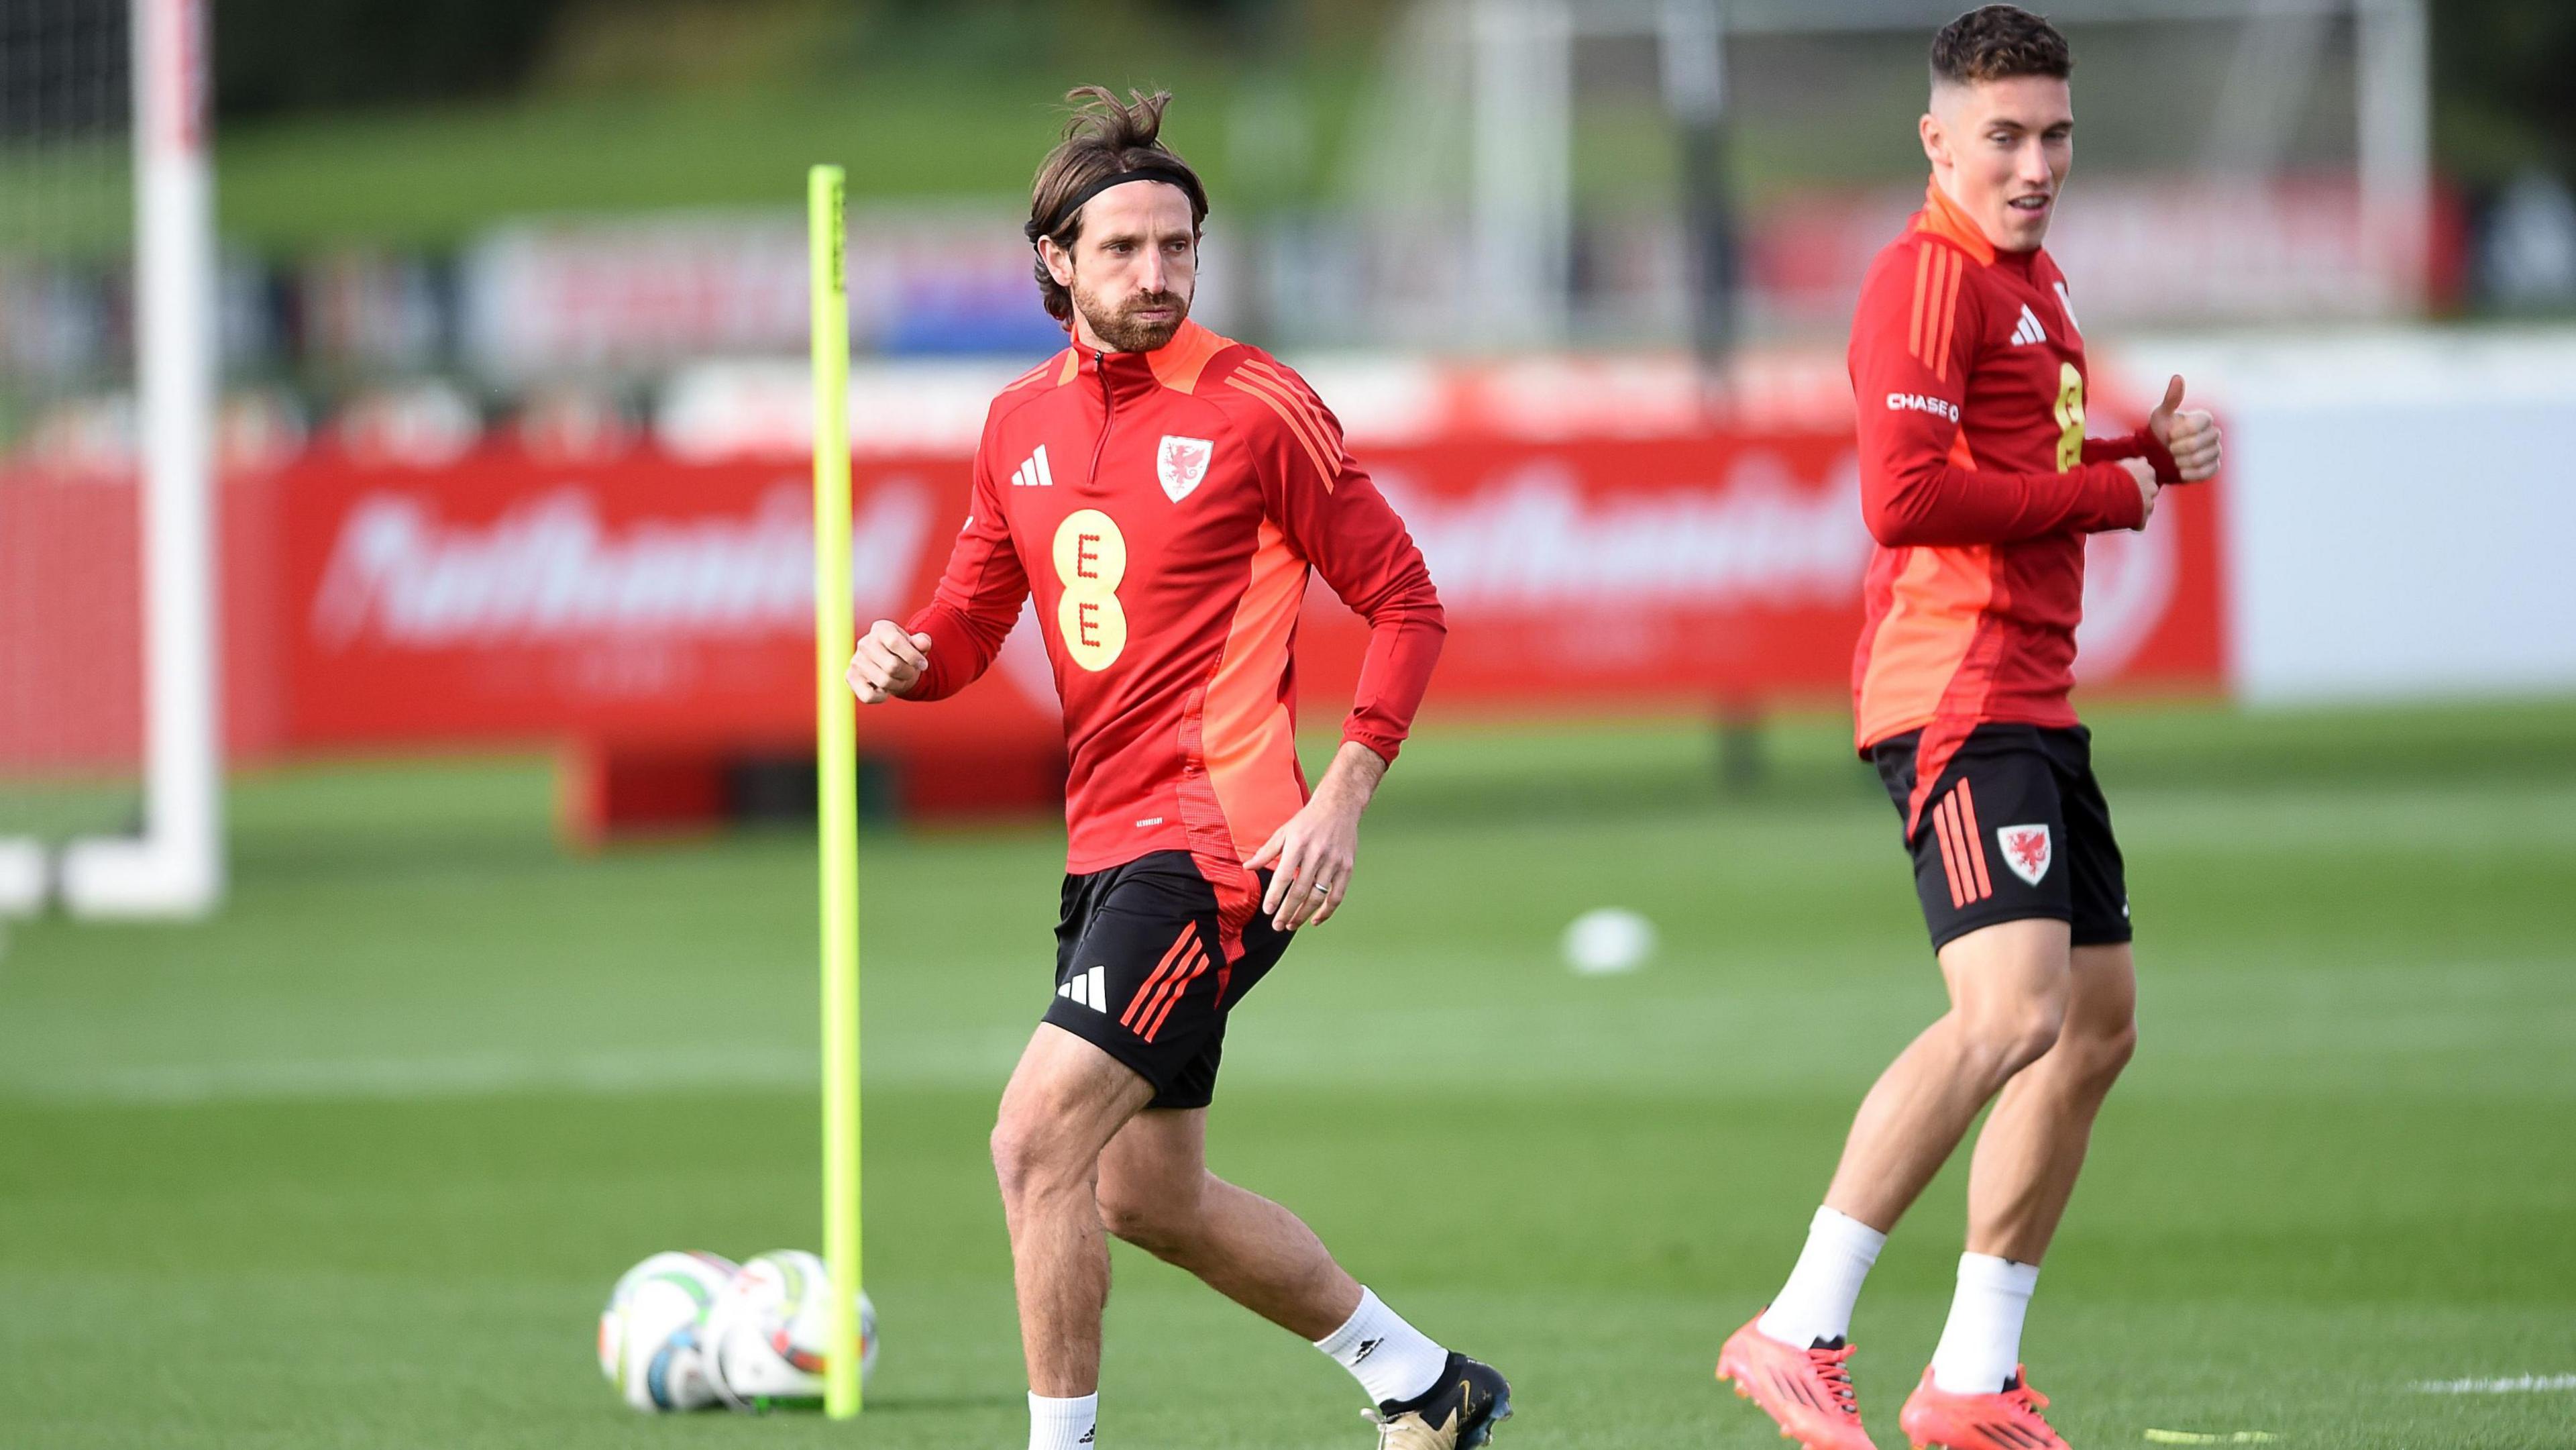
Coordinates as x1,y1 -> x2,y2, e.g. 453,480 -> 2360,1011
847,619 -> 932,704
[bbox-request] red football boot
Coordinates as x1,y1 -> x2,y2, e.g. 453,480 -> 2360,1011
1715,1314 -> 1877,1450
1897,1364 -> 2070,1450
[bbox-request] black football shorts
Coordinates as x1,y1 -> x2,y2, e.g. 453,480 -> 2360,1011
1040,850 -> 1293,1110
1871,723 -> 2132,952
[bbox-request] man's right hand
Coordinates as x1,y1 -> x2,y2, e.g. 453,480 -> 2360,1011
2117,456 -> 2159,530
847,619 -> 932,704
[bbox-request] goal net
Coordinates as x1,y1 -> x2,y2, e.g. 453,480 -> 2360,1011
0,0 -> 220,917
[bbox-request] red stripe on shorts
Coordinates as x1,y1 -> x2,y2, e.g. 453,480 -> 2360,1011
1120,927 -> 1199,1031
1931,792 -> 1970,909
1954,776 -> 1995,899
1138,942 -> 1208,1043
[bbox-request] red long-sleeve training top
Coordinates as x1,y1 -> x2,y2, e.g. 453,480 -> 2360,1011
1848,180 -> 2176,826
902,319 -> 1445,912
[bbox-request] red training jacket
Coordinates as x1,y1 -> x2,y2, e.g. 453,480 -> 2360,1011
902,319 -> 1446,939
1847,179 -> 2175,829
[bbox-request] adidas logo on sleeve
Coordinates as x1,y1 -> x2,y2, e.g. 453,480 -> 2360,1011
2008,305 -> 2048,348
1056,964 -> 1108,1013
1012,444 -> 1055,488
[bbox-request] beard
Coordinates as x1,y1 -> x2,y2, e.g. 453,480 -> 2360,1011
1072,282 -> 1189,353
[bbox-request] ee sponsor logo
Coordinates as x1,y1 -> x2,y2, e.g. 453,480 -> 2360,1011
1052,508 -> 1128,672
2051,362 -> 2085,472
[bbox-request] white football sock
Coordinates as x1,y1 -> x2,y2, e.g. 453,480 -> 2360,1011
1758,1205 -> 1887,1347
1028,1390 -> 1097,1449
1314,1286 -> 1449,1406
1929,1253 -> 2040,1394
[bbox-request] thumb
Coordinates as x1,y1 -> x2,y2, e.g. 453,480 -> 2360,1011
1244,830 -> 1285,871
909,632 -> 933,652
2156,374 -> 2186,416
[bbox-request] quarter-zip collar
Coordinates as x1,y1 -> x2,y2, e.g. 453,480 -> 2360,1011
1074,336 -> 1170,412
1071,340 -> 1154,492
1067,319 -> 1226,489
1071,317 -> 1227,407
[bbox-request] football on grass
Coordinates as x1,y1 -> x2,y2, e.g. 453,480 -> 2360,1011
702,1249 -> 879,1410
598,1250 -> 737,1411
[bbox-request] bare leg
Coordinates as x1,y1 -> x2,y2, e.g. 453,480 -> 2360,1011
989,1024 -> 1158,1397
1095,1107 -> 1364,1340
1822,919 -> 2073,1232
1964,943 -> 2138,1263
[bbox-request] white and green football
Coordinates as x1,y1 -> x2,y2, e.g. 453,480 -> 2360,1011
702,1249 -> 878,1411
597,1250 -> 736,1412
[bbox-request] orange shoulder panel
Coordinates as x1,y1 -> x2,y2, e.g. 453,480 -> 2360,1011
1146,319 -> 1234,395
1001,349 -> 1075,393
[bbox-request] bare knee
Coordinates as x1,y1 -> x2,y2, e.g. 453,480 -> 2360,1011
991,1110 -> 1090,1210
1095,1174 -> 1208,1258
1954,997 -> 2067,1085
1939,919 -> 2074,1086
988,1117 -> 1041,1203
2059,1015 -> 2137,1090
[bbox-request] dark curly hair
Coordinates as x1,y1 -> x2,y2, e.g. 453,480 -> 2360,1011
1931,5 -> 2074,88
1026,87 -> 1210,326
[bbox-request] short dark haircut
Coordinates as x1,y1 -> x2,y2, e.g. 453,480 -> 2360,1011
1931,5 -> 2074,88
1026,87 -> 1210,325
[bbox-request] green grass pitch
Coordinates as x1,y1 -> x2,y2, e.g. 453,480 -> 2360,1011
2,700 -> 2571,1448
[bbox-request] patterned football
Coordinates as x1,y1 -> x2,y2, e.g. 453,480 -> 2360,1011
598,1251 -> 735,1411
702,1249 -> 878,1410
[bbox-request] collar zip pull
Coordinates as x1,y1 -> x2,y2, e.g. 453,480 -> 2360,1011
1087,349 -> 1115,490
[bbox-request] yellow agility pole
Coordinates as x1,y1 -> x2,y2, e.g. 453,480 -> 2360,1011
808,163 -> 863,1420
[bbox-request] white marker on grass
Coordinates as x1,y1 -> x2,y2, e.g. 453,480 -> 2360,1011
1562,908 -> 1656,975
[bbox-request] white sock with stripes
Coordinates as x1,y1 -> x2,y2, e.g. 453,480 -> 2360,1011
1315,1287 -> 1448,1406
1758,1205 -> 1887,1347
1028,1390 -> 1096,1449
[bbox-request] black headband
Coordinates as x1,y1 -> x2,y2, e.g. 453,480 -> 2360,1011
1025,162 -> 1203,246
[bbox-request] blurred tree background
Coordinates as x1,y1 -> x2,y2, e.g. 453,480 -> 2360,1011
2432,0 -> 2576,187
199,0 -> 2576,250
205,0 -> 1393,247
214,0 -> 564,117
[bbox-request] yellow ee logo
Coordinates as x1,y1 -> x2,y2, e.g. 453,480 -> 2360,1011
1052,509 -> 1128,672
2052,362 -> 2085,472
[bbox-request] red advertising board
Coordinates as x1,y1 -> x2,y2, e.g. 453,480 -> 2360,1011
272,427 -> 2222,741
278,448 -> 983,751
1311,431 -> 2222,719
7,416 -> 2224,833
0,465 -> 286,774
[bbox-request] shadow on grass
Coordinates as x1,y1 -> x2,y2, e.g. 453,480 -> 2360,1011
828,1391 -> 1027,1414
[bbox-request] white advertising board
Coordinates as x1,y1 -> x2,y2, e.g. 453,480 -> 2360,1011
2129,328 -> 2576,703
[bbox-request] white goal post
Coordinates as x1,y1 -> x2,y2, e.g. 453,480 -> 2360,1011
7,0 -> 223,919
